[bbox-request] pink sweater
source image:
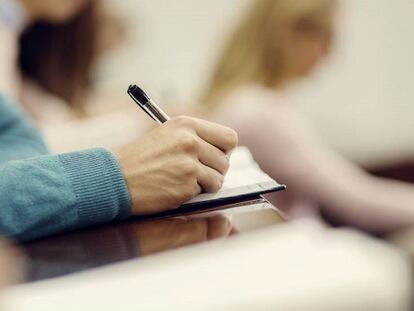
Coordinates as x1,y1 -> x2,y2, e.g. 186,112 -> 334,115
214,85 -> 414,234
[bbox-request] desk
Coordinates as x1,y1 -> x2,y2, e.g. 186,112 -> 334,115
7,215 -> 412,311
21,197 -> 284,283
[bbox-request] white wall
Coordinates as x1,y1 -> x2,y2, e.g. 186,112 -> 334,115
97,0 -> 250,102
97,0 -> 414,165
291,0 -> 414,165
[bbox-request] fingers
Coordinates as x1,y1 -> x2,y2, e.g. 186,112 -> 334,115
198,139 -> 230,175
196,163 -> 224,193
207,215 -> 233,239
171,116 -> 238,153
195,119 -> 238,153
193,182 -> 202,196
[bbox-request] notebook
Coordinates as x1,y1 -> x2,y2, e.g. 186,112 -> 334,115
180,146 -> 286,208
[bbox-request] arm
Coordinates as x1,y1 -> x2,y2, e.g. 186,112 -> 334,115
238,106 -> 414,234
0,95 -> 237,241
0,96 -> 130,241
0,148 -> 131,242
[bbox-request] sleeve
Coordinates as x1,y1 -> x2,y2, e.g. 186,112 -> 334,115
0,148 -> 131,242
0,96 -> 131,241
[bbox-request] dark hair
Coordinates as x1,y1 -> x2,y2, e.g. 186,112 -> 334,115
18,1 -> 98,109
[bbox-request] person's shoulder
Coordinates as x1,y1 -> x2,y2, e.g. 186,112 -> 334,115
217,85 -> 298,129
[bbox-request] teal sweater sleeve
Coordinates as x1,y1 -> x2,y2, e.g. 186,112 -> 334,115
0,96 -> 131,242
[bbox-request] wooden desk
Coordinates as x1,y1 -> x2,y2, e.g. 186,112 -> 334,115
21,198 -> 284,283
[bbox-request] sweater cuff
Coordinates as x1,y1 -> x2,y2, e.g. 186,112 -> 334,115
59,148 -> 131,227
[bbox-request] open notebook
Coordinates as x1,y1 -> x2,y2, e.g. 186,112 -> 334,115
180,146 -> 285,208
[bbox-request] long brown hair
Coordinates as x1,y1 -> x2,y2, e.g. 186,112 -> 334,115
200,0 -> 336,108
18,1 -> 99,110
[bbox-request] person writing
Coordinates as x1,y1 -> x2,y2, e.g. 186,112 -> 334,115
0,94 -> 238,242
201,0 -> 414,234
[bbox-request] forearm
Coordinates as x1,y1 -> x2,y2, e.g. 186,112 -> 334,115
325,175 -> 414,234
0,148 -> 131,242
279,149 -> 414,234
239,114 -> 414,234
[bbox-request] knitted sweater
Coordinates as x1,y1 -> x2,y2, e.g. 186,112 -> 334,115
0,96 -> 131,241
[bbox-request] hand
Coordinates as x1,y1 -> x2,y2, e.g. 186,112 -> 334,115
133,215 -> 233,255
115,116 -> 238,215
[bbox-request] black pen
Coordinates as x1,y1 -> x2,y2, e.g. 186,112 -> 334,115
127,84 -> 170,124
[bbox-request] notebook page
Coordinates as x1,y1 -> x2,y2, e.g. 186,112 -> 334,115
226,146 -> 255,169
183,147 -> 284,205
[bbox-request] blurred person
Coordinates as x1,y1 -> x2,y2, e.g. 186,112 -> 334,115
201,0 -> 414,234
0,94 -> 238,242
18,0 -> 101,109
0,0 -> 148,152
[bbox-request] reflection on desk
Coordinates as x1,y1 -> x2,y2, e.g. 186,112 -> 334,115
7,220 -> 412,311
22,198 -> 283,283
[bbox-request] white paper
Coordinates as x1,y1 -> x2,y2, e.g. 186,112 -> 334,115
183,147 -> 283,205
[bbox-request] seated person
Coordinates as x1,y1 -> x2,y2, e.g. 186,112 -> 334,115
0,0 -> 149,152
0,95 -> 238,242
201,0 -> 414,234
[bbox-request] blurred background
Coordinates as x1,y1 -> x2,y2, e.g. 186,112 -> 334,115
96,0 -> 414,167
2,1 -> 414,306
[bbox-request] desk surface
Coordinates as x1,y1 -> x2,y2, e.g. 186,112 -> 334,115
21,198 -> 284,283
8,209 -> 412,311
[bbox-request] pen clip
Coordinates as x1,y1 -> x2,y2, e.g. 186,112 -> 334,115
127,84 -> 170,124
127,89 -> 158,122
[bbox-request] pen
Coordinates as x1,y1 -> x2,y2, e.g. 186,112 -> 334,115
127,84 -> 170,124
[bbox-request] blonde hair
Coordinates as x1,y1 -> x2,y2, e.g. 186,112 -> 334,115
201,0 -> 336,107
